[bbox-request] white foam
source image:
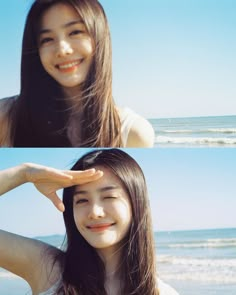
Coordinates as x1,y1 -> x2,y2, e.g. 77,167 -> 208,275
160,272 -> 236,283
158,255 -> 236,267
162,128 -> 236,134
168,238 -> 236,248
207,238 -> 236,243
156,136 -> 236,145
163,129 -> 193,134
158,255 -> 236,283
207,128 -> 236,134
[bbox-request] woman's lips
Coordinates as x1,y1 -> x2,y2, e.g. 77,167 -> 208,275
56,59 -> 83,73
86,223 -> 115,232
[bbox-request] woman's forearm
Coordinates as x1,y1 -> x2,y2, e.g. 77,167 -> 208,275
0,162 -> 103,211
0,163 -> 28,196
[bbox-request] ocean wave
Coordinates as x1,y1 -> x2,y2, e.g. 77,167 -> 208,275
158,255 -> 236,267
162,129 -> 193,134
207,238 -> 236,243
157,253 -> 236,283
156,136 -> 236,145
168,238 -> 236,249
207,128 -> 236,134
161,128 -> 236,134
160,271 -> 236,283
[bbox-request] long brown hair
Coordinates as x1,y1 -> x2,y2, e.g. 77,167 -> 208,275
60,149 -> 158,294
11,0 -> 122,147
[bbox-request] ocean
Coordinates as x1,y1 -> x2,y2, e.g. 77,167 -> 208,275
0,228 -> 236,295
150,115 -> 236,147
155,228 -> 236,295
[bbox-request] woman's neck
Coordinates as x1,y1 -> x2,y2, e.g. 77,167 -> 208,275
62,85 -> 82,107
96,246 -> 125,295
96,246 -> 123,279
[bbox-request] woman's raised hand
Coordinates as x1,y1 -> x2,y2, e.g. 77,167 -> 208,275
24,163 -> 103,212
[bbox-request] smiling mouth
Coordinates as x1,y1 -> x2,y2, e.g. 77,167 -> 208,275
56,59 -> 83,72
87,223 -> 115,232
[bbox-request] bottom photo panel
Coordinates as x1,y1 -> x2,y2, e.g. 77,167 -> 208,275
0,148 -> 235,295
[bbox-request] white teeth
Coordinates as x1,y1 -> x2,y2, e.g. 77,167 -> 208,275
58,61 -> 81,69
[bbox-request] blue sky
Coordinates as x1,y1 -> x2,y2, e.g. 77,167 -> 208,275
0,148 -> 235,237
0,0 -> 235,118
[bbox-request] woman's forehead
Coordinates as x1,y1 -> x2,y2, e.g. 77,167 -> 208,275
75,166 -> 123,192
39,2 -> 83,30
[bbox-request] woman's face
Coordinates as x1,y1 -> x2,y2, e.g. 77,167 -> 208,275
38,3 -> 94,89
73,166 -> 132,252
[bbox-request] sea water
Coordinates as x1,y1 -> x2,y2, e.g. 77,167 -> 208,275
155,228 -> 236,295
1,228 -> 236,295
149,115 -> 236,147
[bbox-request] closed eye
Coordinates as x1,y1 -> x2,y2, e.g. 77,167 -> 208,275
75,198 -> 88,204
104,196 -> 116,200
40,37 -> 53,45
70,29 -> 83,36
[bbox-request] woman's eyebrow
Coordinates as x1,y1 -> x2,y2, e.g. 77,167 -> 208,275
74,185 -> 119,196
39,20 -> 84,35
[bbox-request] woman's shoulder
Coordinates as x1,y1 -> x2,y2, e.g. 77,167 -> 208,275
117,107 -> 155,147
32,243 -> 63,294
157,278 -> 180,295
0,95 -> 18,146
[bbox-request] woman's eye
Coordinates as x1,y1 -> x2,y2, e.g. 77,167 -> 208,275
40,37 -> 53,45
75,199 -> 88,204
70,30 -> 83,36
104,196 -> 116,200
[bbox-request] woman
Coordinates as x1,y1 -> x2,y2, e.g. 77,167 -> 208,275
0,0 -> 154,147
0,149 -> 178,294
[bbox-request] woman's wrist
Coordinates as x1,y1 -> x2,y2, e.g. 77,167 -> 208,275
12,163 -> 30,185
21,162 -> 35,183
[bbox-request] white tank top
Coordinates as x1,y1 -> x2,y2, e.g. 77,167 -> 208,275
118,107 -> 140,146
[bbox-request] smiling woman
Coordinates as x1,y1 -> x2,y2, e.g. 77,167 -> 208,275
0,149 -> 178,295
0,0 -> 154,147
38,3 -> 94,89
72,166 -> 132,250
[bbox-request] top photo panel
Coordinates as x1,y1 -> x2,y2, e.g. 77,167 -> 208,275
0,0 -> 235,148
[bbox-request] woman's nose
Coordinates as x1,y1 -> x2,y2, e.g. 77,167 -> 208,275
88,203 -> 105,219
56,40 -> 73,57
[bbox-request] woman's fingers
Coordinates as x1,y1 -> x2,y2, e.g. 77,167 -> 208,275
42,169 -> 103,188
25,164 -> 73,183
45,169 -> 103,212
66,169 -> 103,185
45,170 -> 73,180
31,167 -> 103,212
31,167 -> 102,184
47,191 -> 65,212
